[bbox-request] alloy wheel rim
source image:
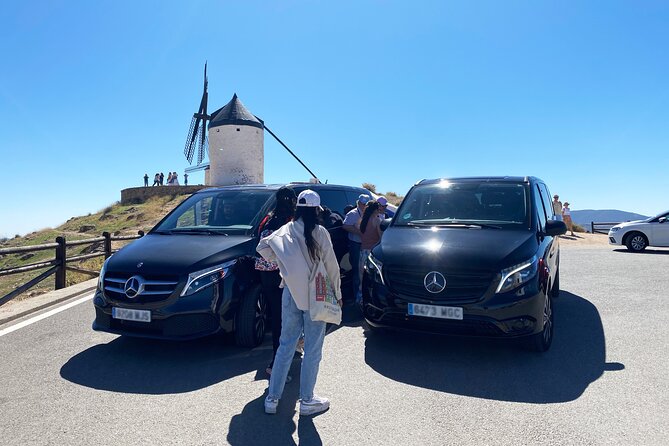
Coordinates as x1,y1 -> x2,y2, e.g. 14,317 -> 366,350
255,295 -> 265,340
631,236 -> 645,250
543,296 -> 552,345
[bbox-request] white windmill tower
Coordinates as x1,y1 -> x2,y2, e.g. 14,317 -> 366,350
207,94 -> 264,185
184,63 -> 319,185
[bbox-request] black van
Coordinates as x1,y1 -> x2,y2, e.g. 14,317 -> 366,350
92,183 -> 371,347
362,177 -> 566,351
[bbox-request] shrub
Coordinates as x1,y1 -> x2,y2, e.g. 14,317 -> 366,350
362,183 -> 377,194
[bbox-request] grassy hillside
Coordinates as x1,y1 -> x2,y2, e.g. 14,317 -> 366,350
0,194 -> 191,302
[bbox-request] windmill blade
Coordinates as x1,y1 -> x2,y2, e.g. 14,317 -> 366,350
184,62 -> 210,165
183,116 -> 197,164
197,131 -> 208,165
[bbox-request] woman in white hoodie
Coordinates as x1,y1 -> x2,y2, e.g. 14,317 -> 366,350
257,189 -> 342,416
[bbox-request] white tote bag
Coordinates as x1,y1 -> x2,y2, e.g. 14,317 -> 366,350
308,255 -> 342,325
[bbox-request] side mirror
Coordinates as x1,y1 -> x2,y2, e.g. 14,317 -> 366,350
380,218 -> 392,231
659,217 -> 667,224
545,219 -> 567,237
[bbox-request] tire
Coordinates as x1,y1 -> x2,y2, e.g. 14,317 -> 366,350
625,232 -> 648,252
234,284 -> 266,348
526,294 -> 554,352
550,267 -> 560,298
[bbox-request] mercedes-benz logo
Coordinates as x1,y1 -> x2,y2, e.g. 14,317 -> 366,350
424,271 -> 446,293
124,276 -> 145,298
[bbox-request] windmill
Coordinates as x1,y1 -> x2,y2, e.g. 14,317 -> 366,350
183,63 -> 210,167
183,62 -> 321,185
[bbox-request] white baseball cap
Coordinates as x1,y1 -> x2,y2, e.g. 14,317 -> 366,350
297,189 -> 323,210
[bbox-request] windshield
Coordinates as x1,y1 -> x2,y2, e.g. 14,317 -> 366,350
152,189 -> 274,235
394,181 -> 529,227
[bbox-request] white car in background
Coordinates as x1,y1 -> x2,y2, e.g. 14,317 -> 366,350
608,210 -> 669,252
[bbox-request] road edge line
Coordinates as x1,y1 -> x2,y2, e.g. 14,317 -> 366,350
0,285 -> 97,327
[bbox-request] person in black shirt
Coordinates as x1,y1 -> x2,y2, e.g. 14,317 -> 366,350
254,187 -> 297,377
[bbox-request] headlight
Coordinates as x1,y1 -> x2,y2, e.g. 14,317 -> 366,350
365,252 -> 385,285
97,257 -> 110,291
609,227 -> 620,233
181,259 -> 237,297
496,256 -> 538,294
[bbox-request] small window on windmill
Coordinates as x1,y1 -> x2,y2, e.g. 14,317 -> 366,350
236,128 -> 240,131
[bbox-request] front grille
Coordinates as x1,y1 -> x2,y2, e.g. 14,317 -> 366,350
104,273 -> 180,303
384,265 -> 494,304
379,311 -> 504,336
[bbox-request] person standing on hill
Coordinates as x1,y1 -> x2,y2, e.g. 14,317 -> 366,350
159,172 -> 164,186
184,173 -> 188,186
143,173 -> 149,187
552,195 -> 563,221
562,202 -> 575,236
152,173 -> 160,186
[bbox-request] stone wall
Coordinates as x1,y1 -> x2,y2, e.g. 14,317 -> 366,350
120,185 -> 207,204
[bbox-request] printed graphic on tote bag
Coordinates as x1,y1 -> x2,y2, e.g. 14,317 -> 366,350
315,271 -> 336,304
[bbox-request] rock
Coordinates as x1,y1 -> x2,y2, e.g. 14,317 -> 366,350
79,225 -> 96,232
20,253 -> 35,261
80,241 -> 104,254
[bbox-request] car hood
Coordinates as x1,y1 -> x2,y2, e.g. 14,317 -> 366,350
375,226 -> 538,272
617,220 -> 646,228
106,233 -> 256,275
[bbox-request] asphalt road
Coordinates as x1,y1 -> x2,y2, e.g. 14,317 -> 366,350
1,243 -> 667,445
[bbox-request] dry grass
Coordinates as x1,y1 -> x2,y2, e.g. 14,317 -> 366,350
0,194 -> 191,301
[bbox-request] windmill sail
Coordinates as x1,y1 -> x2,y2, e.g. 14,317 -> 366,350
184,63 -> 210,165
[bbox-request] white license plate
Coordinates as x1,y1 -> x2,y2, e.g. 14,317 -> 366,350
408,303 -> 463,320
112,307 -> 151,322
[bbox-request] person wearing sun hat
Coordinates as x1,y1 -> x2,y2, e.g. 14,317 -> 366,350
562,201 -> 575,236
257,189 -> 342,416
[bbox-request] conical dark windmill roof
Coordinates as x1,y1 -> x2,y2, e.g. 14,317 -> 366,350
209,94 -> 264,129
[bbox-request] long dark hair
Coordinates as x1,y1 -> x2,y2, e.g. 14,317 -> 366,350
272,187 -> 296,221
295,206 -> 320,260
360,200 -> 379,233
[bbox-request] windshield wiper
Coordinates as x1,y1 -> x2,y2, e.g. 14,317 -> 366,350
407,220 -> 502,229
167,228 -> 229,235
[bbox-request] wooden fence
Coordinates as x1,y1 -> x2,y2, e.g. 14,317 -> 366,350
0,231 -> 143,306
591,222 -> 620,235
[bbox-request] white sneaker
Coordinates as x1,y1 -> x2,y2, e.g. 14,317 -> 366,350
265,396 -> 279,414
299,395 -> 330,416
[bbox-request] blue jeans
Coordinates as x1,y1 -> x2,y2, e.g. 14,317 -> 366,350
268,287 -> 326,402
553,215 -> 563,221
349,241 -> 361,301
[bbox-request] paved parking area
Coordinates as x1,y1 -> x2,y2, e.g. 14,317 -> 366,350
0,242 -> 667,445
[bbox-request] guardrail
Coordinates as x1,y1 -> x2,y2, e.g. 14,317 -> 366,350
591,222 -> 620,235
0,231 -> 144,306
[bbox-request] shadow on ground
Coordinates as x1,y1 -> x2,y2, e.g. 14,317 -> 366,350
59,304 -> 360,395
60,333 -> 273,394
364,291 -> 623,403
613,248 -> 669,255
226,360 -> 325,446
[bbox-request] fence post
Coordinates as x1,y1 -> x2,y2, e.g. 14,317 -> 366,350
591,222 -> 594,234
55,236 -> 66,289
103,232 -> 112,259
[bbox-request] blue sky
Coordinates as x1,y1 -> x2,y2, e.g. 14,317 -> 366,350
1,0 -> 667,238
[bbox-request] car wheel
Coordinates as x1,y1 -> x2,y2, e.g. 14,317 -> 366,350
625,232 -> 648,252
550,267 -> 560,298
527,294 -> 553,352
234,284 -> 266,348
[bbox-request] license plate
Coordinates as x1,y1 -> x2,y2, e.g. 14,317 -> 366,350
408,303 -> 463,320
112,307 -> 151,322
